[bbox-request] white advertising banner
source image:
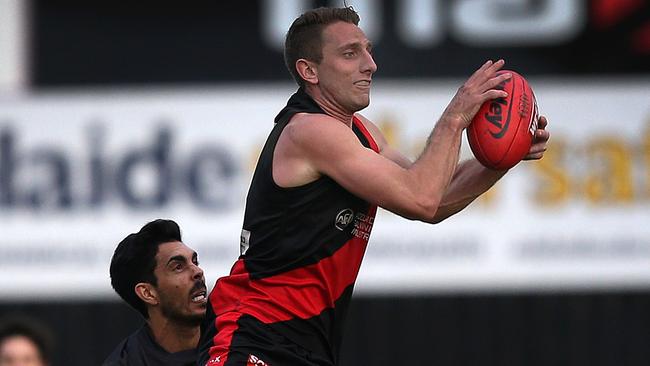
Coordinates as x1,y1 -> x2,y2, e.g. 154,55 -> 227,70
0,79 -> 649,299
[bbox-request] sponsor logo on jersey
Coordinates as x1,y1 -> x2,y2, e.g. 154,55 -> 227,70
351,212 -> 375,241
247,354 -> 270,366
335,209 -> 354,231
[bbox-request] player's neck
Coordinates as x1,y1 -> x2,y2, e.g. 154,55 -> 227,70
305,87 -> 354,127
147,313 -> 200,353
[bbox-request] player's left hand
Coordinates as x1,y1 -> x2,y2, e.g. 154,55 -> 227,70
523,115 -> 550,160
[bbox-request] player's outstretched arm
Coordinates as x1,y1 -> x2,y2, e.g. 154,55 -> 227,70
357,102 -> 550,224
422,116 -> 551,222
283,112 -> 458,220
428,115 -> 550,222
357,115 -> 506,223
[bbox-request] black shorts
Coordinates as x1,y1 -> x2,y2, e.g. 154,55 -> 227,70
200,314 -> 334,366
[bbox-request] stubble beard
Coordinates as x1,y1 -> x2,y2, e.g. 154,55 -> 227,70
160,299 -> 205,326
158,285 -> 206,327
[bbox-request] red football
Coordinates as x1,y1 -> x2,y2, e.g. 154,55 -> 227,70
467,70 -> 539,170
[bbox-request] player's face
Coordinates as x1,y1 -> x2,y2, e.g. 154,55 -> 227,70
152,241 -> 207,325
315,21 -> 377,113
0,336 -> 45,366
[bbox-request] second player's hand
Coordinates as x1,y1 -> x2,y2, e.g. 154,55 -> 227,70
441,59 -> 510,129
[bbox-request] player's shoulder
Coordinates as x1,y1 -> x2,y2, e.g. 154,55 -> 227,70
102,327 -> 148,365
102,338 -> 129,365
284,113 -> 354,147
289,112 -> 342,129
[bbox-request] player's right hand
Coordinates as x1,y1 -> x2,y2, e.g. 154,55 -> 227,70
440,59 -> 510,130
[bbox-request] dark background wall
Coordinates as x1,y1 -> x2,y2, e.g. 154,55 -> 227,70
2,292 -> 649,365
31,0 -> 650,87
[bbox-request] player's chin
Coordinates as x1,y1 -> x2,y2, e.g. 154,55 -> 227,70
188,305 -> 207,318
351,95 -> 370,111
184,311 -> 207,326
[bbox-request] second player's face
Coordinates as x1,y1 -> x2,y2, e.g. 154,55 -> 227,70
316,21 -> 377,113
152,241 -> 207,325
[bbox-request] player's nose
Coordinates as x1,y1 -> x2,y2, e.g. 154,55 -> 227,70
191,263 -> 204,280
361,50 -> 377,74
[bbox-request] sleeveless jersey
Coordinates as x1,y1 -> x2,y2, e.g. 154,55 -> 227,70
200,88 -> 379,365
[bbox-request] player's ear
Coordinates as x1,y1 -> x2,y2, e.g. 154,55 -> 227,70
135,282 -> 159,306
296,59 -> 318,85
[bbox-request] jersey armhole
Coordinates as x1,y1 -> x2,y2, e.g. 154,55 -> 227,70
352,116 -> 380,153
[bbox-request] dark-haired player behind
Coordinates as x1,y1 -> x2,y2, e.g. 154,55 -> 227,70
199,6 -> 550,366
104,219 -> 207,366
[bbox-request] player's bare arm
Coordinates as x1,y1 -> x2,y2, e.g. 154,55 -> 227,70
357,105 -> 550,223
353,114 -> 412,169
277,112 -> 454,220
435,115 -> 549,220
358,117 -> 507,223
275,60 -> 511,222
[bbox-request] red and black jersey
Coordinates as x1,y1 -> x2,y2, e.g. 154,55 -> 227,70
200,88 -> 379,365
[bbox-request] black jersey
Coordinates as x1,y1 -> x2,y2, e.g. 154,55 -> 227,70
103,325 -> 197,366
200,89 -> 379,366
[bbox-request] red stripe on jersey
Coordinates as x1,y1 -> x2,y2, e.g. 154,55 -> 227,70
209,206 -> 377,324
205,311 -> 242,365
352,116 -> 380,153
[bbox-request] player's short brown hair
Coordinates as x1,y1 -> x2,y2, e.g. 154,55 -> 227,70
284,7 -> 360,87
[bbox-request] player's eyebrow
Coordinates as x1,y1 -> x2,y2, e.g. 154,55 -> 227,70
338,40 -> 372,51
166,255 -> 187,266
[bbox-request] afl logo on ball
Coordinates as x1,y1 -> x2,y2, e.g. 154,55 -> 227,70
335,209 -> 354,231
